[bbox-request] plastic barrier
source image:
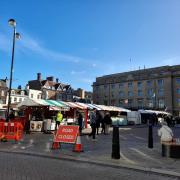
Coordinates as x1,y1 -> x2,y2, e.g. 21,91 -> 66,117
0,122 -> 24,141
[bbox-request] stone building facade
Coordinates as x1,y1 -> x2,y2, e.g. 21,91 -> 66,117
93,65 -> 180,116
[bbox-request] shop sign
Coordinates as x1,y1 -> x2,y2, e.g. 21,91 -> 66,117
53,125 -> 79,144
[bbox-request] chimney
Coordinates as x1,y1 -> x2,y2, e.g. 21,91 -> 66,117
18,85 -> 22,89
56,78 -> 59,83
37,73 -> 41,81
46,76 -> 54,81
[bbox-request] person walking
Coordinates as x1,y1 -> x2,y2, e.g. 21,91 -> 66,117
77,112 -> 83,135
104,112 -> 112,134
56,111 -> 63,130
89,109 -> 96,140
101,114 -> 105,134
96,111 -> 102,135
158,121 -> 174,142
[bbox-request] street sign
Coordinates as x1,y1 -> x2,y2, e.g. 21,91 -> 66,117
53,125 -> 79,144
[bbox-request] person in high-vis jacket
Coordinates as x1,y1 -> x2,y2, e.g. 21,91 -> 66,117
56,111 -> 63,130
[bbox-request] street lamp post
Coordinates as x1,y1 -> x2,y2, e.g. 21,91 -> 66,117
6,19 -> 20,121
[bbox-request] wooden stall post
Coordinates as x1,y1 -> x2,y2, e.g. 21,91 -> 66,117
85,109 -> 88,128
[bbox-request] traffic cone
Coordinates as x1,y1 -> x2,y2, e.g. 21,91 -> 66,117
52,142 -> 60,149
73,132 -> 83,152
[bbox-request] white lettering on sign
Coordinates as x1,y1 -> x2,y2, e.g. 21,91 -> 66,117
62,128 -> 73,133
58,135 -> 74,140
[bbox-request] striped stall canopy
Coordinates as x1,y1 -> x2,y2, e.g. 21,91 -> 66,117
75,102 -> 92,110
60,101 -> 86,110
44,100 -> 69,110
17,98 -> 69,111
87,104 -> 102,110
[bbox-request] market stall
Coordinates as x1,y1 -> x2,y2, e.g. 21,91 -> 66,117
17,98 -> 69,132
59,101 -> 88,128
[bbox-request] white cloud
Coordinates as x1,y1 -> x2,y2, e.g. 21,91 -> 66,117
80,78 -> 94,84
0,30 -> 82,63
92,63 -> 97,67
71,70 -> 86,75
161,57 -> 180,66
0,32 -> 11,52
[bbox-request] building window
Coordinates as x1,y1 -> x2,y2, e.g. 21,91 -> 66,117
147,89 -> 153,97
157,79 -> 164,86
119,83 -> 124,89
1,90 -> 4,97
128,82 -> 133,89
158,88 -> 164,96
104,100 -> 108,105
128,91 -> 133,97
58,94 -> 62,100
128,99 -> 133,107
178,99 -> 180,107
137,99 -> 143,108
31,94 -> 33,98
67,95 -> 72,101
111,99 -> 115,106
14,97 -> 17,102
95,86 -> 99,91
176,78 -> 180,85
146,80 -> 152,87
104,85 -> 107,90
177,88 -> 180,94
138,90 -> 142,97
119,91 -> 124,97
137,82 -> 142,89
119,100 -> 124,107
11,90 -> 15,95
111,84 -> 115,89
21,91 -> 24,95
147,99 -> 153,108
111,93 -> 114,98
158,99 -> 165,108
19,98 -> 22,102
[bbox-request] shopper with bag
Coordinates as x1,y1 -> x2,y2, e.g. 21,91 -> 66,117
158,121 -> 174,142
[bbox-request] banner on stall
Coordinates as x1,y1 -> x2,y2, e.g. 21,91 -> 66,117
53,125 -> 79,144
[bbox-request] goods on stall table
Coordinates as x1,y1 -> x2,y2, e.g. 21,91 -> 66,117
30,121 -> 43,132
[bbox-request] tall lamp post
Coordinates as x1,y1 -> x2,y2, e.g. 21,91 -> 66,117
6,19 -> 21,121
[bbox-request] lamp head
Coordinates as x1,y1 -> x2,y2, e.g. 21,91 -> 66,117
8,19 -> 16,27
15,32 -> 21,40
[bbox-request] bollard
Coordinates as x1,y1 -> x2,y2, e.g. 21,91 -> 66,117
112,126 -> 120,159
148,124 -> 153,148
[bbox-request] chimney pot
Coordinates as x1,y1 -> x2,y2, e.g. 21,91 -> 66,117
37,73 -> 41,81
46,76 -> 54,81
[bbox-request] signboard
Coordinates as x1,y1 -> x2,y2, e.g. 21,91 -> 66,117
53,125 -> 79,144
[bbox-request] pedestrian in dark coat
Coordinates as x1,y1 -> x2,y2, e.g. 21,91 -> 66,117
77,112 -> 83,135
96,111 -> 102,135
89,109 -> 96,140
104,112 -> 112,134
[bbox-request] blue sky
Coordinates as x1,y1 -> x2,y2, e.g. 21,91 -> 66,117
0,0 -> 180,91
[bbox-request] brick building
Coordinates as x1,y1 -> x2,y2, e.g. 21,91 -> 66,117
28,73 -> 73,101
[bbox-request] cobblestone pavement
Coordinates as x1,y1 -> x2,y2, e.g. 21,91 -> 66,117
0,152 -> 179,180
0,125 -> 180,177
